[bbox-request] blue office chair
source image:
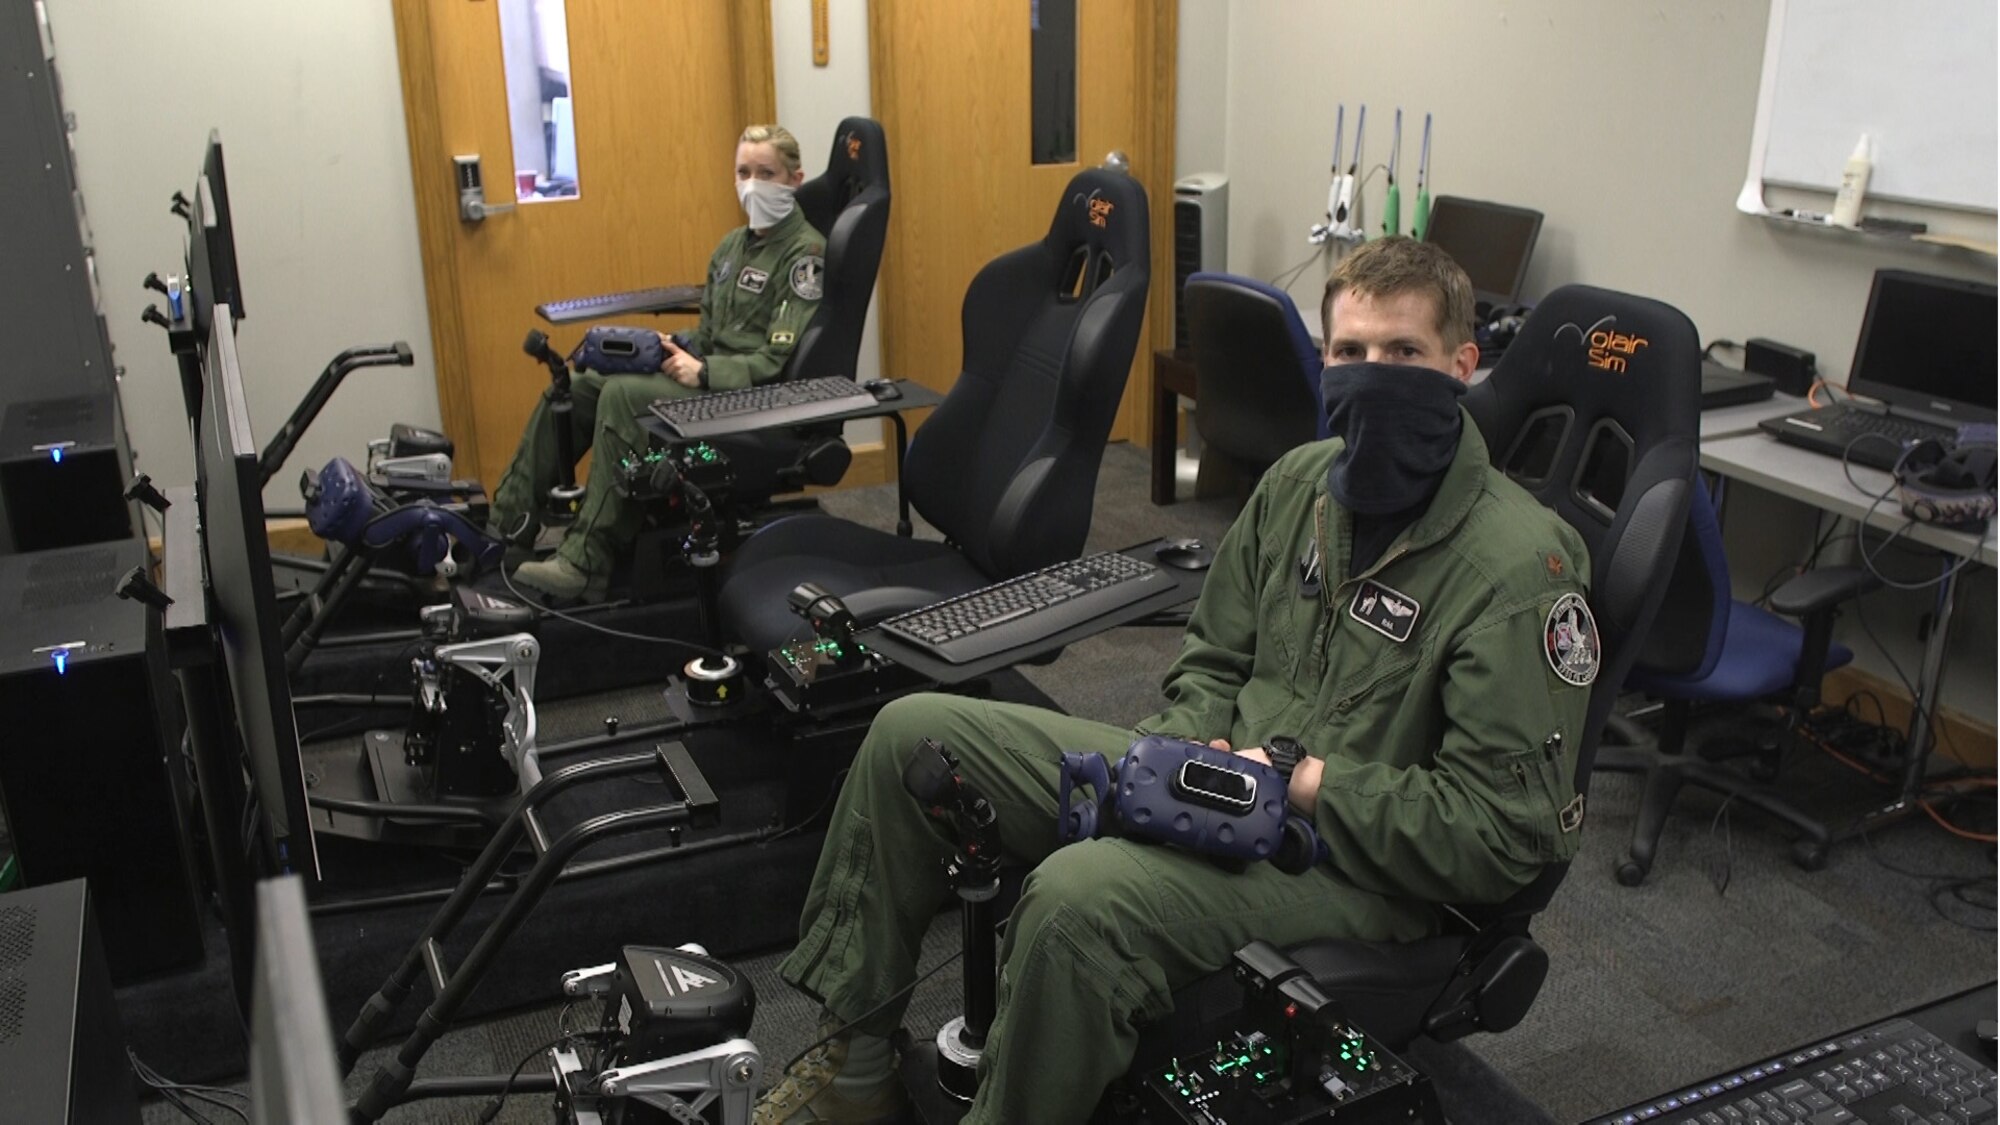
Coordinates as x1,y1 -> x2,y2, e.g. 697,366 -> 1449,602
1183,271 -> 1325,486
1597,479 -> 1878,884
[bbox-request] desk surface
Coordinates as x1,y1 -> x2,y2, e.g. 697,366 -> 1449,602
1702,431 -> 1996,567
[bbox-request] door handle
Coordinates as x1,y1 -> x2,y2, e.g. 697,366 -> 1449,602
453,154 -> 516,223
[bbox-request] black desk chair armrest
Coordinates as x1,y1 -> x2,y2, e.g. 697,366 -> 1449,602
1768,565 -> 1879,618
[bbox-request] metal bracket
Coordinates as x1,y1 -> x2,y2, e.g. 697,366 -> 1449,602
431,632 -> 543,787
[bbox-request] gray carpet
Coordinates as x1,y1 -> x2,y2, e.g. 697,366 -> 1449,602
135,443 -> 1994,1124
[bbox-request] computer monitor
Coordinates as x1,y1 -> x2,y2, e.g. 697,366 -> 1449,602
186,131 -> 245,335
248,876 -> 345,1125
1423,196 -> 1544,313
198,305 -> 319,880
1845,269 -> 1997,427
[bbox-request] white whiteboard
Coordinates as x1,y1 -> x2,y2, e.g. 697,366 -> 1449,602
1745,0 -> 1996,213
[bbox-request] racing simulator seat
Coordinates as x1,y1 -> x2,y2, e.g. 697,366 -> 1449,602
1099,285 -> 1702,1119
716,166 -> 1153,654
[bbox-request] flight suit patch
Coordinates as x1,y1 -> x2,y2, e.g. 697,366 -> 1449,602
711,258 -> 733,286
771,329 -> 795,346
1543,550 -> 1566,581
1347,580 -> 1420,642
737,266 -> 769,293
1544,592 -> 1600,686
790,255 -> 824,300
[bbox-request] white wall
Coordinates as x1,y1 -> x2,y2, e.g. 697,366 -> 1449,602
47,0 -> 439,509
772,0 -> 885,453
1197,0 -> 1996,720
1174,0 -> 1230,178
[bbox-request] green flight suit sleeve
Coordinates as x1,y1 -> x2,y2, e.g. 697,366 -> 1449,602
700,245 -> 823,391
1136,478 -> 1271,743
1311,592 -> 1590,905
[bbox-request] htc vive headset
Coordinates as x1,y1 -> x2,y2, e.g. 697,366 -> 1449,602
1893,428 -> 1997,528
567,326 -> 701,376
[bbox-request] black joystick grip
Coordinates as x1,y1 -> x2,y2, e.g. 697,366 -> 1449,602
902,738 -> 958,805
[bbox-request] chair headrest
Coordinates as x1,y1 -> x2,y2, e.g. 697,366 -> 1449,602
823,116 -> 890,191
1185,271 -> 1321,369
797,117 -> 890,238
1465,283 -> 1700,559
1045,168 -> 1150,272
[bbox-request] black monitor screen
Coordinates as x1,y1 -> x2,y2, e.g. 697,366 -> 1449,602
249,877 -> 344,1124
1423,196 -> 1544,311
199,307 -> 317,880
1847,269 -> 1998,426
188,131 -> 244,333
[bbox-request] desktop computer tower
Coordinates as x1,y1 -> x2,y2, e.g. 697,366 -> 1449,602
0,879 -> 144,1124
0,391 -> 135,554
1173,173 -> 1228,351
0,539 -> 204,983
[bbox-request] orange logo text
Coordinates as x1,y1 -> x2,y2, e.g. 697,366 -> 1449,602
1587,329 -> 1648,373
1088,198 -> 1114,228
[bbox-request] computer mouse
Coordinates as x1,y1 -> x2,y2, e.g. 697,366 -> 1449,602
1154,538 -> 1214,571
865,380 -> 902,402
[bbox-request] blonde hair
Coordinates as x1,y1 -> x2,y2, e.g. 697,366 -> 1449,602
1322,237 -> 1478,350
739,124 -> 803,175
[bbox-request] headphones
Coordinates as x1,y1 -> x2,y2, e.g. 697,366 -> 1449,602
1893,432 -> 1997,527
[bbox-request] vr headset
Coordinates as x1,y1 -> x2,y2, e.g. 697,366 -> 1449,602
567,326 -> 701,376
1893,425 -> 1997,528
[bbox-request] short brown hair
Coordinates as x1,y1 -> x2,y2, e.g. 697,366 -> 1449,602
1322,237 -> 1477,350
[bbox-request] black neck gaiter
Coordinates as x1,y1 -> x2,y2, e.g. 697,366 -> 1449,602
1319,362 -> 1467,516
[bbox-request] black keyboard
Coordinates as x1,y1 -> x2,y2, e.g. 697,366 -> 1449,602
1760,405 -> 1956,471
1585,1016 -> 1997,1125
878,552 -> 1171,665
536,285 -> 703,324
649,377 -> 880,439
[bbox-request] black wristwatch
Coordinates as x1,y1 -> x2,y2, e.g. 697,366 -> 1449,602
1266,736 -> 1304,782
696,360 -> 711,390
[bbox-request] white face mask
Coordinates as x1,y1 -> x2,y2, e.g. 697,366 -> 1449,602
737,178 -> 797,230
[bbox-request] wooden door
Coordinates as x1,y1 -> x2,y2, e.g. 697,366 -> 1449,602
392,1 -> 775,488
868,0 -> 1176,446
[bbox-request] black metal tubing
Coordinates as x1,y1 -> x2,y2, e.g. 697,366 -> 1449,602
259,343 -> 413,486
400,1072 -> 561,1101
307,824 -> 775,918
286,548 -> 378,674
307,792 -> 495,828
342,747 -> 698,1116
280,546 -> 361,650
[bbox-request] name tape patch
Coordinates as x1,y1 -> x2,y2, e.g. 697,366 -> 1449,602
1348,580 -> 1421,643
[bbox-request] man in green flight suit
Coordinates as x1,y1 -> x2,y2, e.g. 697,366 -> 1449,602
753,238 -> 1601,1125
497,123 -> 826,601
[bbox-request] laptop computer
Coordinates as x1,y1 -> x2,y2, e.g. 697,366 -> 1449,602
1758,269 -> 1997,471
1700,360 -> 1775,409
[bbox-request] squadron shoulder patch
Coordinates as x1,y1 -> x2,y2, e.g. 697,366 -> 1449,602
790,254 -> 825,300
1544,592 -> 1599,687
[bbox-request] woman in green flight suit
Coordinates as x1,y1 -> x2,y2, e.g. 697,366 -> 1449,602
494,123 -> 827,601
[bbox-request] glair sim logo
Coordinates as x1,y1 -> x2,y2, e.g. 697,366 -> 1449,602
1553,315 -> 1649,373
1078,188 -> 1114,229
